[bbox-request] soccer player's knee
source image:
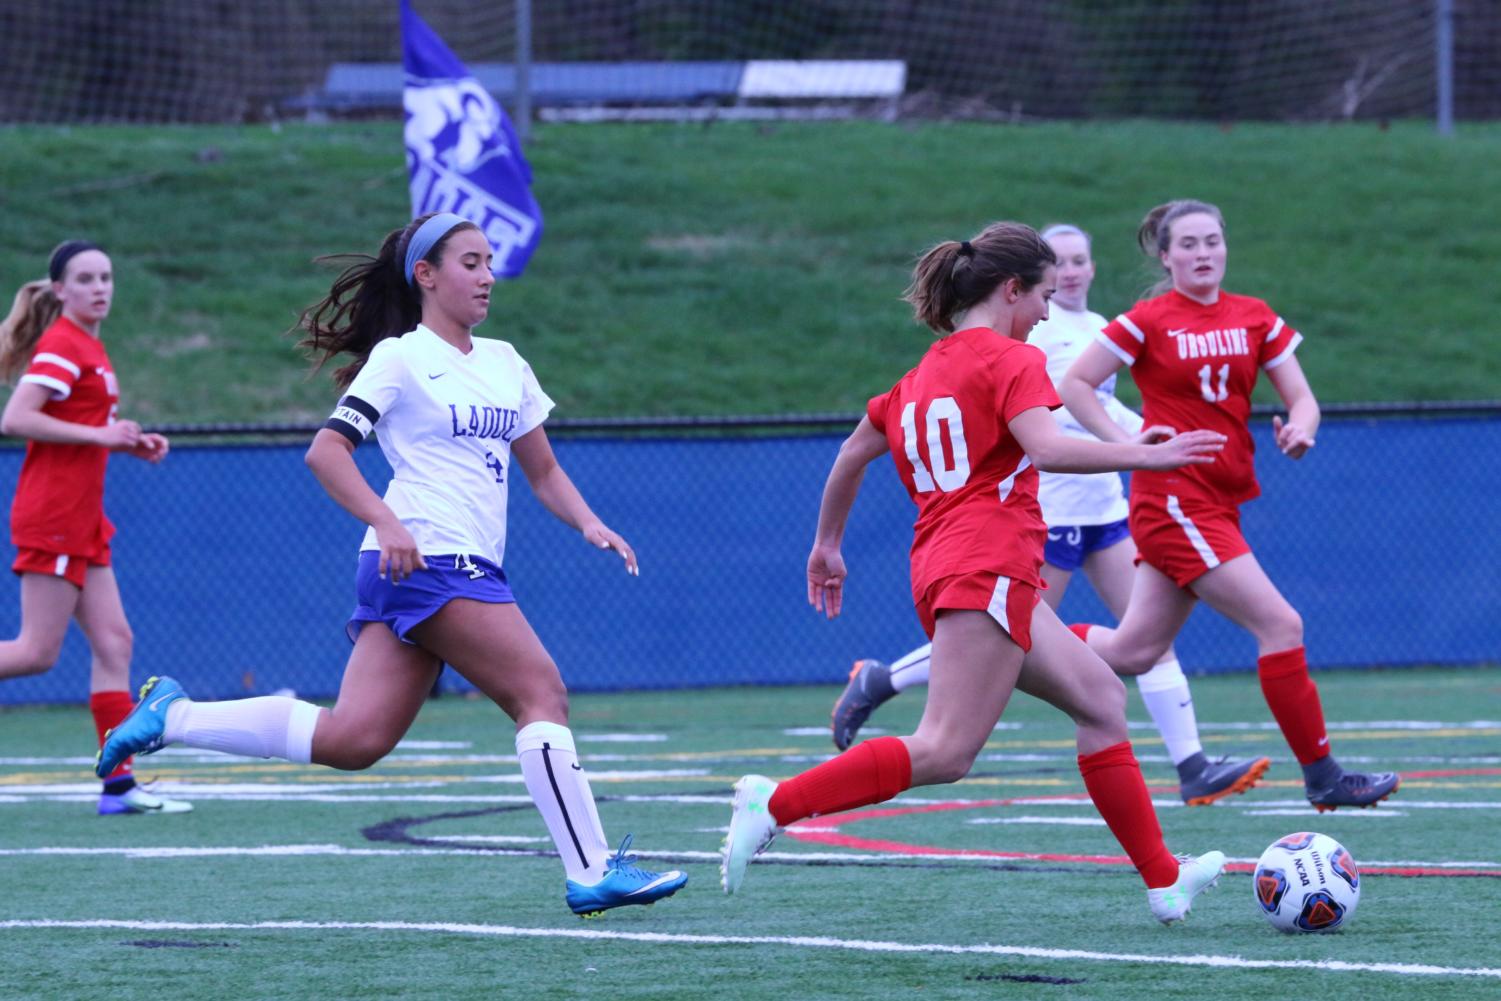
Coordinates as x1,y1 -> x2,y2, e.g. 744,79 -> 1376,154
329,731 -> 398,771
95,625 -> 133,669
1267,608 -> 1304,648
15,636 -> 64,675
1093,673 -> 1128,719
927,743 -> 982,785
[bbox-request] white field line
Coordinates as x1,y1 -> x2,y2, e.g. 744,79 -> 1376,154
0,843 -> 1495,870
0,918 -> 1497,979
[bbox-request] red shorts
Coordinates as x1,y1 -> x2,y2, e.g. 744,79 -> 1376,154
12,543 -> 111,589
1129,493 -> 1251,588
916,571 -> 1039,651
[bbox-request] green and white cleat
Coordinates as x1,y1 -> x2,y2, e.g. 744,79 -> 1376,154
720,774 -> 782,895
1147,850 -> 1227,925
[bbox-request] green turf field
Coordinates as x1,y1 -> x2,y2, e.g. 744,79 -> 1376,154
1,121 -> 1498,423
2,667 -> 1498,1000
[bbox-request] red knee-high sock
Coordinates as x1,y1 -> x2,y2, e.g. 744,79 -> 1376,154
1257,646 -> 1329,765
1078,741 -> 1179,889
90,691 -> 135,782
768,736 -> 912,826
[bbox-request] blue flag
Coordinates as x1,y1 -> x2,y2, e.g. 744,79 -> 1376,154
401,0 -> 542,278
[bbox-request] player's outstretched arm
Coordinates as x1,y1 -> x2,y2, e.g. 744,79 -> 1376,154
1058,342 -> 1131,443
1010,407 -> 1225,474
513,425 -> 637,575
808,417 -> 888,619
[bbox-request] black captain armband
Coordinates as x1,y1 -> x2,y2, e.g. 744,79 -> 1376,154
325,395 -> 380,445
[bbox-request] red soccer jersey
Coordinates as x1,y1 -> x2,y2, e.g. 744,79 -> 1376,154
1099,290 -> 1301,506
867,326 -> 1061,595
9,316 -> 119,553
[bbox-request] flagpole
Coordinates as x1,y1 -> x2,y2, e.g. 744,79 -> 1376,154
515,0 -> 532,143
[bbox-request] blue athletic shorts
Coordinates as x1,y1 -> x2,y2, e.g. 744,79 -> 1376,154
1043,518 -> 1133,572
346,551 -> 515,644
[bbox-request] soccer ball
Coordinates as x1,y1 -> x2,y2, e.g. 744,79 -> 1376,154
1253,832 -> 1360,933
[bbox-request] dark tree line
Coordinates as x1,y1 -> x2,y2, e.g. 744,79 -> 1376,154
1,0 -> 1495,123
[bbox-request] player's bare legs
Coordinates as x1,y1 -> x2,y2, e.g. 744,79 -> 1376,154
902,610 -> 1025,785
411,598 -> 686,910
408,598 -> 568,728
1186,553 -> 1301,655
73,566 -> 132,694
311,623 -> 441,769
1013,603 -> 1127,755
0,574 -> 77,679
1081,541 -> 1268,803
1081,562 -> 1195,674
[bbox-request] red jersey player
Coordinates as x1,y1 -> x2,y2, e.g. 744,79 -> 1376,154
1058,199 -> 1399,811
721,221 -> 1231,926
0,240 -> 188,815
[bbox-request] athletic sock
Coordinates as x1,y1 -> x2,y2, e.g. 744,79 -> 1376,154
163,697 -> 321,763
515,721 -> 610,884
102,776 -> 136,796
888,645 -> 932,692
91,690 -> 135,781
1256,646 -> 1330,765
1134,658 -> 1204,766
767,736 -> 912,826
1077,741 -> 1180,889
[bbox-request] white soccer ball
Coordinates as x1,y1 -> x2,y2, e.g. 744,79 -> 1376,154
1253,831 -> 1361,933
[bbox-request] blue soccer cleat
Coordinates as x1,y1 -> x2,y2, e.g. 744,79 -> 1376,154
95,676 -> 187,779
564,834 -> 688,917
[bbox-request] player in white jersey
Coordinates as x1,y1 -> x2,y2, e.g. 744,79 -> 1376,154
830,224 -> 1269,805
96,213 -> 686,916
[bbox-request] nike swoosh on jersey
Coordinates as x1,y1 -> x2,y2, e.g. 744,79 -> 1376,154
427,372 -> 446,380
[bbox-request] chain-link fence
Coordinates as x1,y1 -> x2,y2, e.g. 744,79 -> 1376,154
0,404 -> 1497,705
1,1 -> 1498,124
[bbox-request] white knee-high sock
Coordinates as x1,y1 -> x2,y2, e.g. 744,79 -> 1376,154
515,721 -> 610,884
1134,658 -> 1203,765
163,697 -> 321,764
889,644 -> 932,692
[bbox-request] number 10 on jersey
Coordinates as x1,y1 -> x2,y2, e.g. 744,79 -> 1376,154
901,398 -> 970,493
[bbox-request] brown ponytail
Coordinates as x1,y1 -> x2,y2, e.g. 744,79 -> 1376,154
902,222 -> 1055,335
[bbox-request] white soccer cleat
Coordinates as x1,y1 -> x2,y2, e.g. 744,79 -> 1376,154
720,774 -> 782,895
1147,850 -> 1226,925
98,784 -> 193,816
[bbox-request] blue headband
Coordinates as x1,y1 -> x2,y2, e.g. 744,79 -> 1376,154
403,213 -> 470,286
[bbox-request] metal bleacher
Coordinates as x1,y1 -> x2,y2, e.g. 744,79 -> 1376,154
285,59 -> 907,121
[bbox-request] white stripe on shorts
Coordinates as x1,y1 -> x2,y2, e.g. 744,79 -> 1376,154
1165,495 -> 1219,570
986,576 -> 1013,635
54,555 -> 69,577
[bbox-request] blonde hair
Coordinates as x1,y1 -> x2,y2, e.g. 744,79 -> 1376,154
0,280 -> 61,383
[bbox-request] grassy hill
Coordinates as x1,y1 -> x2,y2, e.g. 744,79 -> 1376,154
1,120 -> 1497,424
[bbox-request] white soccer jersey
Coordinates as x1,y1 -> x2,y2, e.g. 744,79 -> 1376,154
1026,306 -> 1144,526
325,324 -> 554,567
